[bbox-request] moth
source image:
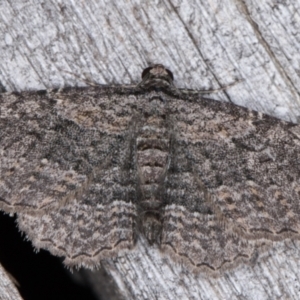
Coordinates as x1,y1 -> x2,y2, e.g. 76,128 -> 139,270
1,65 -> 299,272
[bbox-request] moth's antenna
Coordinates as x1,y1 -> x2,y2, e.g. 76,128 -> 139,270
56,68 -> 99,87
179,79 -> 244,95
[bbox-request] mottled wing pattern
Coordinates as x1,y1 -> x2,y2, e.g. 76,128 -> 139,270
18,199 -> 136,267
0,88 -> 138,265
161,206 -> 258,272
0,88 -> 139,211
180,97 -> 300,237
159,138 -> 255,271
161,94 -> 300,270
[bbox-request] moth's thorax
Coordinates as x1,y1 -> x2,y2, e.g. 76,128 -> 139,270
136,103 -> 171,244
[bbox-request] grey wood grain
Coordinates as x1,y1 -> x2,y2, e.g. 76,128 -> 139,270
0,0 -> 300,299
0,264 -> 23,300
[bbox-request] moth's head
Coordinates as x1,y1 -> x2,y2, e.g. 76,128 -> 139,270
138,64 -> 174,89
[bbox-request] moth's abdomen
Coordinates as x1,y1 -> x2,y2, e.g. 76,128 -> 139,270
136,116 -> 170,244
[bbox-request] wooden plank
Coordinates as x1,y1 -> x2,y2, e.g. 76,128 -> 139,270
0,264 -> 23,300
0,0 -> 300,299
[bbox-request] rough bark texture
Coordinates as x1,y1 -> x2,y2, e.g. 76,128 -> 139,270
1,0 -> 300,299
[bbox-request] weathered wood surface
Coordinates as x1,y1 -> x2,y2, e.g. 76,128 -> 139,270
0,264 -> 23,300
1,0 -> 300,299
